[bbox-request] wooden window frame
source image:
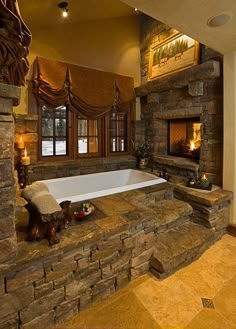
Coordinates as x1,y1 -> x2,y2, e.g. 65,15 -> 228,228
37,104 -> 132,161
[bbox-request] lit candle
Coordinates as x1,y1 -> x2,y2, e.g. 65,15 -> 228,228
21,148 -> 30,166
201,174 -> 208,181
17,135 -> 24,149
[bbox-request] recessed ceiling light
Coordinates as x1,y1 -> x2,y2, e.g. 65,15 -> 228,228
207,13 -> 233,27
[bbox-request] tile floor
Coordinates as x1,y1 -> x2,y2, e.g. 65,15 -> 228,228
56,233 -> 236,329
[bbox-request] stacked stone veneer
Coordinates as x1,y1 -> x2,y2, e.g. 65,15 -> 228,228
0,83 -> 20,263
135,14 -> 223,185
0,182 -> 232,328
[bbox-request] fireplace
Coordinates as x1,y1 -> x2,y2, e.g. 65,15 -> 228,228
168,117 -> 201,159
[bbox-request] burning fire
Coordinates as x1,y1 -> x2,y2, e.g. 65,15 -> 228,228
190,140 -> 195,151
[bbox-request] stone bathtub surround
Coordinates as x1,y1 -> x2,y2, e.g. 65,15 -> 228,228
0,181 -> 232,329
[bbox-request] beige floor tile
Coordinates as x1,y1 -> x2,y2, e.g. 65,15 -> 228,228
58,290 -> 161,329
185,308 -> 236,329
213,274 -> 236,326
133,276 -> 203,328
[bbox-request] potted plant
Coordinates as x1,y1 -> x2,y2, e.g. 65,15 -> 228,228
134,140 -> 153,169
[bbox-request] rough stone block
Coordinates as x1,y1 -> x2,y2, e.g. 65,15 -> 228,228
20,287 -> 64,324
0,118 -> 14,159
0,214 -> 15,239
0,315 -> 18,329
77,261 -> 100,279
147,93 -> 160,104
7,265 -> 44,292
34,282 -> 53,300
91,247 -> 117,262
130,261 -> 150,280
0,159 -> 15,188
188,81 -> 204,96
0,234 -> 17,264
111,249 -> 132,272
45,263 -> 77,283
79,289 -> 92,311
131,248 -> 154,268
21,310 -> 55,329
53,272 -> 74,290
116,270 -> 130,289
99,251 -> 119,268
101,265 -> 114,279
55,297 -> 79,324
0,83 -> 20,106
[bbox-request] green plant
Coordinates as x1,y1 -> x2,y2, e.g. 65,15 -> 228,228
134,140 -> 153,159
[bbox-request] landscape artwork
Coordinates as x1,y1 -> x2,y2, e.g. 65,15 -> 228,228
148,32 -> 199,79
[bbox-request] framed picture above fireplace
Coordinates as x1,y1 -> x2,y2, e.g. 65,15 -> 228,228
148,32 -> 199,80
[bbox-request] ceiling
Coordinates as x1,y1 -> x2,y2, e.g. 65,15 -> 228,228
121,0 -> 236,55
17,0 -> 136,28
18,0 -> 236,55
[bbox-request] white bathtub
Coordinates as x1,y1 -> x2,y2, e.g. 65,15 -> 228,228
40,169 -> 166,203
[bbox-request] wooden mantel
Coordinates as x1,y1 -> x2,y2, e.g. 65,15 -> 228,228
135,60 -> 221,97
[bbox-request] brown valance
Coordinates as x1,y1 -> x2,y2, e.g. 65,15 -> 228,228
32,56 -> 135,118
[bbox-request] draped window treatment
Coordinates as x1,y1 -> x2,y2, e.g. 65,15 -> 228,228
32,56 -> 135,118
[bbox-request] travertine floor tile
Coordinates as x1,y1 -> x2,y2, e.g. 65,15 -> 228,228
133,276 -> 202,328
185,308 -> 236,329
213,274 -> 236,326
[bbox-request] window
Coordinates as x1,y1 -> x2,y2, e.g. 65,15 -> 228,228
41,105 -> 68,157
78,117 -> 100,155
109,112 -> 128,153
39,105 -> 131,160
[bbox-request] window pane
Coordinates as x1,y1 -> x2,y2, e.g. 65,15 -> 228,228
88,120 -> 98,135
89,137 -> 98,153
78,138 -> 87,153
78,120 -> 87,136
110,112 -> 127,152
42,138 -> 53,156
41,105 -> 68,157
55,139 -> 67,155
42,118 -> 53,136
110,137 -> 126,152
55,118 -> 66,136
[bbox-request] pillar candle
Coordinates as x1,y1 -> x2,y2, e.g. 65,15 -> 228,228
22,148 -> 30,165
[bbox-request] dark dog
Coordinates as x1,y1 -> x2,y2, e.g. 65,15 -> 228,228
25,200 -> 72,245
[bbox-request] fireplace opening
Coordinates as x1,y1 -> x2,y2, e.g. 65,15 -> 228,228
168,117 -> 201,159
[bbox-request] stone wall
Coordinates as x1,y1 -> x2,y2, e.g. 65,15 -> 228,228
136,14 -> 223,185
0,83 -> 20,263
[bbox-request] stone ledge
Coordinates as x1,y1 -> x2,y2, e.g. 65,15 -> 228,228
154,155 -> 199,172
135,60 -> 221,96
0,83 -> 20,107
174,183 -> 233,207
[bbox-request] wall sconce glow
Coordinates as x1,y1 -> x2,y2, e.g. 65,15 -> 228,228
58,1 -> 69,18
207,12 -> 233,27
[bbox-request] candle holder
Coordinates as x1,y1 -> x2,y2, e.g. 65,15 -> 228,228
17,164 -> 29,189
16,145 -> 31,189
187,174 -> 212,191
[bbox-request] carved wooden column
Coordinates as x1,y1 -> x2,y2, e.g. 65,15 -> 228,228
0,83 -> 20,263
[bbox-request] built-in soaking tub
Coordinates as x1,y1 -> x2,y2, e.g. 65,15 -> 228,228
41,169 -> 166,203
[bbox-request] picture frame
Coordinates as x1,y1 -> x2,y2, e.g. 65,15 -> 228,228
148,32 -> 199,80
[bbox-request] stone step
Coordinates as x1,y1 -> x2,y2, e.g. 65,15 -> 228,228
149,199 -> 193,232
150,221 -> 215,279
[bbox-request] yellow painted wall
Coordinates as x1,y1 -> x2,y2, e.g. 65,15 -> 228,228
15,16 -> 140,114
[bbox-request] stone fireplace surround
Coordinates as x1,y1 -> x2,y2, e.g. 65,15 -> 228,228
135,59 -> 223,186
